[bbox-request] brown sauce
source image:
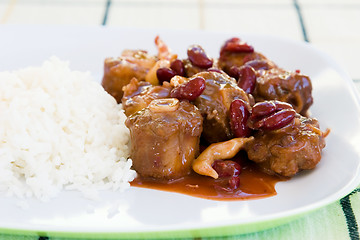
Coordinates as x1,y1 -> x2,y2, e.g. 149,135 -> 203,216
131,156 -> 287,201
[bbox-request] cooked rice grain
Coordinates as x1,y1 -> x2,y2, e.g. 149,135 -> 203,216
0,57 -> 136,201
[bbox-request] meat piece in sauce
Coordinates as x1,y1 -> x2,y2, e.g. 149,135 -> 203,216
183,58 -> 206,77
193,71 -> 251,143
126,98 -> 203,179
219,51 -> 277,74
218,37 -> 277,74
217,37 -> 312,115
245,114 -> 327,177
122,78 -> 172,116
253,68 -> 313,115
101,50 -> 157,102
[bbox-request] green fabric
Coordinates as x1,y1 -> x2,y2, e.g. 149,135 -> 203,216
1,187 -> 359,240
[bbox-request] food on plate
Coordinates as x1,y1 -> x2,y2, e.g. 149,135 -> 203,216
0,57 -> 136,201
101,36 -> 328,200
218,37 -> 312,115
245,102 -> 327,176
122,78 -> 172,116
126,98 -> 203,179
192,137 -> 253,179
102,50 -> 157,102
102,36 -> 178,103
218,37 -> 276,73
252,68 -> 313,115
183,45 -> 215,77
192,71 -> 251,143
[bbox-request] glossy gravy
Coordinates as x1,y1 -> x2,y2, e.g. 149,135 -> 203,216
131,157 -> 287,201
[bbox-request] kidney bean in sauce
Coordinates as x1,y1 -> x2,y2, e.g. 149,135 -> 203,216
251,102 -> 275,120
253,109 -> 296,131
220,37 -> 254,56
170,76 -> 206,101
228,176 -> 240,190
156,67 -> 176,83
250,100 -> 295,130
228,66 -> 241,79
230,99 -> 252,138
237,66 -> 257,94
213,160 -> 241,178
187,45 -> 213,69
170,59 -> 185,76
207,68 -> 226,74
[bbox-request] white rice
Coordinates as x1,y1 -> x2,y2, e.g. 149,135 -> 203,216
0,57 -> 136,201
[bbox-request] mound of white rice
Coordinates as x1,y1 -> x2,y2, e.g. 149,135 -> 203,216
0,57 -> 136,201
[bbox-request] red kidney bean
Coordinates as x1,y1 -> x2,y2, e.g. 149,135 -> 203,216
207,68 -> 225,74
242,54 -> 254,64
220,37 -> 254,55
237,66 -> 256,94
251,101 -> 277,120
212,160 -> 241,178
245,59 -> 271,71
156,67 -> 176,83
253,109 -> 296,130
230,99 -> 251,137
251,100 -> 293,120
170,76 -> 206,101
228,66 -> 241,79
170,59 -> 185,76
228,176 -> 240,191
273,101 -> 293,111
215,176 -> 240,192
220,38 -> 237,55
187,45 -> 213,69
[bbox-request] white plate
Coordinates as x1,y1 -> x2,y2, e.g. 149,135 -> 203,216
1,26 -> 360,239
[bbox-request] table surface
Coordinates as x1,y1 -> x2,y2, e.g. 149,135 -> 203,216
0,0 -> 360,240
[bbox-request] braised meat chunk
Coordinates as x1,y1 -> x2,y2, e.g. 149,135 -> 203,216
217,37 -> 313,115
253,68 -> 313,115
122,78 -> 172,116
126,99 -> 203,179
218,37 -> 276,74
102,50 -> 157,102
193,71 -> 250,143
183,58 -> 207,77
246,113 -> 326,177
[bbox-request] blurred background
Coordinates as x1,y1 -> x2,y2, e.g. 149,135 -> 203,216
0,0 -> 359,90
